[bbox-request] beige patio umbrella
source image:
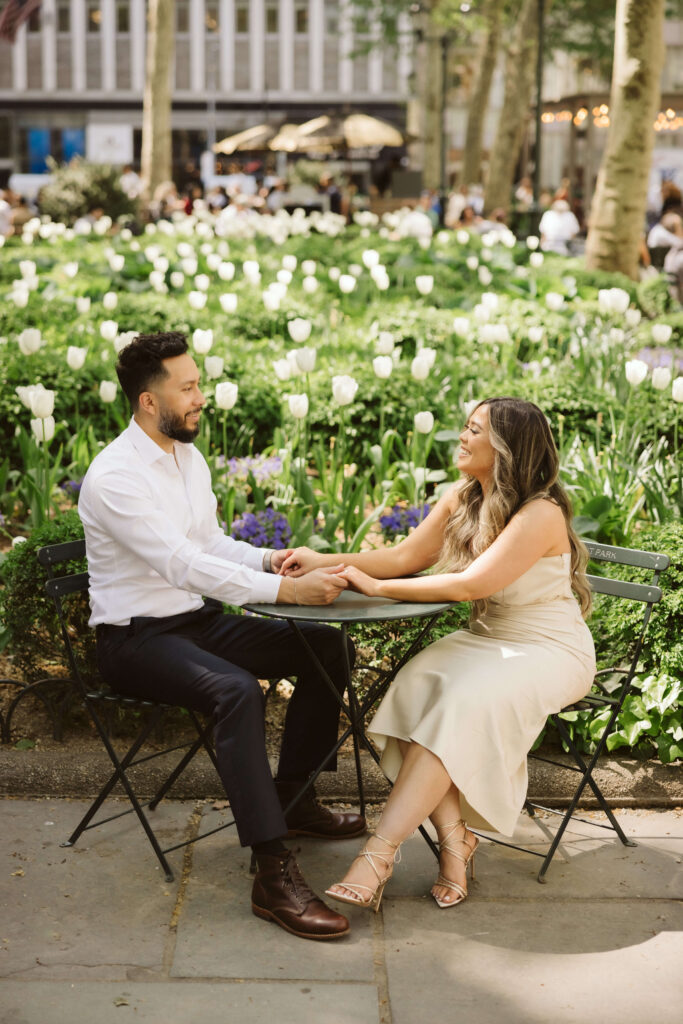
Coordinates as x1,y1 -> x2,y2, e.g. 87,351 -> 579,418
269,113 -> 406,153
213,124 -> 282,156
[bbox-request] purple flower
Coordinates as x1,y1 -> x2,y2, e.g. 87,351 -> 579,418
229,509 -> 292,549
380,503 -> 430,541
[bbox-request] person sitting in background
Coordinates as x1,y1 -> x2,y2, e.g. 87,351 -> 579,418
539,197 -> 580,255
663,218 -> 683,305
660,181 -> 683,219
0,188 -> 11,237
647,211 -> 683,251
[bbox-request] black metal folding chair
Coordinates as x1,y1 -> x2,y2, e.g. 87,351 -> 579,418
38,539 -> 239,881
474,541 -> 670,882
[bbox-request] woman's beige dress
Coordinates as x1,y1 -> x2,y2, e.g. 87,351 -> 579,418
368,555 -> 596,836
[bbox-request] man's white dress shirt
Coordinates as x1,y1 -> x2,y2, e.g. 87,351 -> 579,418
78,418 -> 281,626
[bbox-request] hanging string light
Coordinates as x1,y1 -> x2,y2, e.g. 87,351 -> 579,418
540,103 -> 682,131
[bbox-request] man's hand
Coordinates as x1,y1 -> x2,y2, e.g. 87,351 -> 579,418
279,546 -> 325,577
277,565 -> 348,605
270,548 -> 293,574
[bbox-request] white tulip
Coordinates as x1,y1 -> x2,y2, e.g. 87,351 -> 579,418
100,320 -> 118,341
625,308 -> 642,328
545,292 -> 565,311
453,318 -> 470,338
415,275 -> 434,296
479,324 -> 498,344
243,259 -> 260,279
149,271 -> 166,292
456,229 -> 470,244
16,383 -> 43,408
11,535 -> 27,546
331,374 -> 359,406
376,331 -> 395,355
328,267 -> 341,282
414,411 -> 434,434
411,355 -> 431,381
204,355 -> 224,379
301,259 -> 316,276
480,292 -> 499,312
651,324 -> 673,344
478,266 -> 493,286
29,388 -> 55,418
288,318 -> 312,344
192,328 -> 213,354
206,253 -> 222,272
339,274 -> 356,294
220,293 -> 238,313
528,326 -> 544,344
67,346 -> 87,371
273,358 -> 292,382
102,291 -> 118,311
11,287 -> 29,308
373,355 -> 393,379
672,376 -> 683,403
526,235 -> 540,250
153,256 -> 169,273
76,296 -> 91,314
99,380 -> 118,403
109,254 -> 125,273
288,393 -> 309,419
347,263 -> 363,278
286,351 -> 303,377
419,346 -> 437,368
218,261 -> 235,281
464,398 -> 480,419
170,271 -> 185,289
17,328 -> 42,355
609,328 -> 625,345
215,381 -> 238,410
177,242 -> 194,258
652,366 -> 672,391
303,275 -> 319,294
362,249 -> 380,269
31,415 -> 55,442
374,274 -> 390,291
194,274 -> 210,292
20,259 -> 36,279
530,252 -> 544,268
63,261 -> 78,278
114,330 -> 139,354
181,257 -> 198,276
295,347 -> 316,373
282,254 -> 297,272
262,290 -> 281,312
188,291 -> 207,310
465,256 -> 479,271
275,269 -> 291,286
625,359 -> 648,386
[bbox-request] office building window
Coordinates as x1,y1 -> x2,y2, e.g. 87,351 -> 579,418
117,1 -> 130,32
27,8 -> 41,31
266,3 -> 278,33
206,2 -> 219,32
57,3 -> 70,32
176,0 -> 189,33
236,4 -> 248,33
295,3 -> 308,34
87,3 -> 102,32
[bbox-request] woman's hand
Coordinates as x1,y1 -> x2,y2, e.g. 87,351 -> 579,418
269,549 -> 294,574
338,565 -> 382,597
279,546 -> 325,576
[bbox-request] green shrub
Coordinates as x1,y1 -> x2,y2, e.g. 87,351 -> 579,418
38,159 -> 137,225
0,511 -> 93,682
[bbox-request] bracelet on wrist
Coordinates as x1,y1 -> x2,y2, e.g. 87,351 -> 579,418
263,550 -> 273,573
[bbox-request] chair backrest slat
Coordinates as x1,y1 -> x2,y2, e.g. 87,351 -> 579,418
586,574 -> 662,604
584,541 -> 669,572
37,538 -> 86,566
45,572 -> 90,598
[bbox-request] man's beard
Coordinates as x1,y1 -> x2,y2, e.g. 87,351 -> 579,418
158,405 -> 200,443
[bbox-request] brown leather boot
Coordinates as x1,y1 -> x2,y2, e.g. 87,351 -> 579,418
275,779 -> 366,840
251,850 -> 350,940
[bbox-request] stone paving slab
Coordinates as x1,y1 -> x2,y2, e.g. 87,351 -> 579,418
0,980 -> 380,1024
171,807 -> 376,981
389,807 -> 683,901
1,799 -> 188,979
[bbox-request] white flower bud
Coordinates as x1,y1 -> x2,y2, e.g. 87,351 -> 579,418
31,415 -> 55,442
415,275 -> 434,296
331,374 -> 358,406
373,356 -> 393,379
288,318 -> 312,344
414,411 -> 434,434
215,381 -> 238,410
204,355 -> 224,380
67,346 -> 87,371
99,380 -> 117,403
288,393 -> 309,419
100,320 -> 118,342
295,347 -> 316,373
652,367 -> 672,391
625,359 -> 648,386
220,293 -> 238,313
192,328 -> 213,354
651,324 -> 673,344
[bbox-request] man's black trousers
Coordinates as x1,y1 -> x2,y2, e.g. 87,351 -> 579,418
95,600 -> 354,847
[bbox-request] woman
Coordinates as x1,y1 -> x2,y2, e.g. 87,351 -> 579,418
280,397 -> 596,910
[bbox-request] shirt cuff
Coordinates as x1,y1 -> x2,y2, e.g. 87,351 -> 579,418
240,543 -> 270,572
248,570 -> 281,604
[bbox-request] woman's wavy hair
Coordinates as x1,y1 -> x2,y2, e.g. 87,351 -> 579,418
437,396 -> 592,618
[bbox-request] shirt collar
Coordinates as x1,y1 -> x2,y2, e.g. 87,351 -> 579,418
126,416 -> 194,466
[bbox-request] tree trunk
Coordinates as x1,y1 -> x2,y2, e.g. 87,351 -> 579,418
460,0 -> 503,186
585,0 -> 665,279
141,0 -> 175,205
418,4 -> 446,192
484,0 -> 538,214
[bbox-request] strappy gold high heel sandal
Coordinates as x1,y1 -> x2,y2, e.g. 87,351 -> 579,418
325,832 -> 401,913
431,819 -> 479,908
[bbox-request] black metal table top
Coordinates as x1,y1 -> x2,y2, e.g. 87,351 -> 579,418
244,589 -> 453,624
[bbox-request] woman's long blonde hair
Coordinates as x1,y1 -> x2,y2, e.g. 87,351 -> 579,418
437,397 -> 592,618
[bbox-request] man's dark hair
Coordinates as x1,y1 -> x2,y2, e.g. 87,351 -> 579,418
116,332 -> 188,409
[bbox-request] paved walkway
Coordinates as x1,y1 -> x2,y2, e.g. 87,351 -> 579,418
2,799 -> 682,1024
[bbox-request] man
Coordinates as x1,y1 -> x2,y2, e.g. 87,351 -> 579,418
662,215 -> 683,305
78,332 -> 365,940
